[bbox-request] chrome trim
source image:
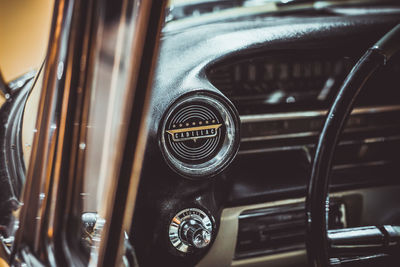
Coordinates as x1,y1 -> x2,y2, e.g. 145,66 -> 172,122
339,203 -> 347,229
241,131 -> 318,142
160,94 -> 239,179
166,124 -> 222,142
169,208 -> 213,253
198,186 -> 400,267
340,134 -> 400,145
240,105 -> 400,124
241,125 -> 398,142
197,198 -> 306,267
238,134 -> 400,155
238,145 -> 307,155
332,160 -> 392,171
96,1 -> 166,267
13,0 -> 75,259
7,70 -> 36,91
12,0 -> 165,266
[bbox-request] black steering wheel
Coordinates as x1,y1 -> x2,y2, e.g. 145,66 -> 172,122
306,24 -> 400,267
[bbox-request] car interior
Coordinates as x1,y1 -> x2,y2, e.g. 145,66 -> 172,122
0,0 -> 400,266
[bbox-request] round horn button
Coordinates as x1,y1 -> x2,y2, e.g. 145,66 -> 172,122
165,102 -> 225,164
160,92 -> 239,179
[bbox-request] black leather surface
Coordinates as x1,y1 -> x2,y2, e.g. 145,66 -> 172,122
132,10 -> 400,266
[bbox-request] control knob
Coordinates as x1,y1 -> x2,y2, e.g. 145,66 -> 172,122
169,208 -> 213,253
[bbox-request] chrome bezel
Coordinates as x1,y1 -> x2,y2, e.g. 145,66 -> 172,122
168,208 -> 213,253
160,92 -> 239,179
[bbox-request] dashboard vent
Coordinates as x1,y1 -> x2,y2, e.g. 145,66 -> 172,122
208,51 -> 400,115
211,50 -> 400,204
235,201 -> 346,260
207,51 -> 400,155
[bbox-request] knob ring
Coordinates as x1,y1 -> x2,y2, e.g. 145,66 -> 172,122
168,208 -> 213,253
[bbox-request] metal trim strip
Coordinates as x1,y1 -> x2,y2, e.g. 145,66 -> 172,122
240,105 -> 400,123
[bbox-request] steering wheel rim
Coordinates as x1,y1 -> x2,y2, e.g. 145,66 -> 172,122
305,24 -> 400,267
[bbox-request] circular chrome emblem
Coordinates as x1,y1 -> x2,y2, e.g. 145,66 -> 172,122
165,103 -> 224,164
160,92 -> 239,178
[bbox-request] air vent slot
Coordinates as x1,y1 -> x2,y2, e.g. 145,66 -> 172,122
239,106 -> 400,154
208,51 -> 400,115
235,202 -> 346,260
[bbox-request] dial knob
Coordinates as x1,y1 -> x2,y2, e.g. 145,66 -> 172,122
169,208 -> 213,253
181,219 -> 211,248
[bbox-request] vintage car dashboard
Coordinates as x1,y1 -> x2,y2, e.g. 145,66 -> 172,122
131,6 -> 400,267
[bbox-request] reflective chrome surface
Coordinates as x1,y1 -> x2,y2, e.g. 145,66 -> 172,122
240,105 -> 400,123
10,0 -> 166,266
169,208 -> 213,253
160,93 -> 240,178
198,186 -> 400,267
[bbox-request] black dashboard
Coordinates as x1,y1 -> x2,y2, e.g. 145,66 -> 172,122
132,6 -> 400,267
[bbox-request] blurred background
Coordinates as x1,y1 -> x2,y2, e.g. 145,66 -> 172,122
0,0 -> 53,82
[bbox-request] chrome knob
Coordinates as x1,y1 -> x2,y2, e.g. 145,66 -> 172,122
182,219 -> 211,248
169,208 -> 213,253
